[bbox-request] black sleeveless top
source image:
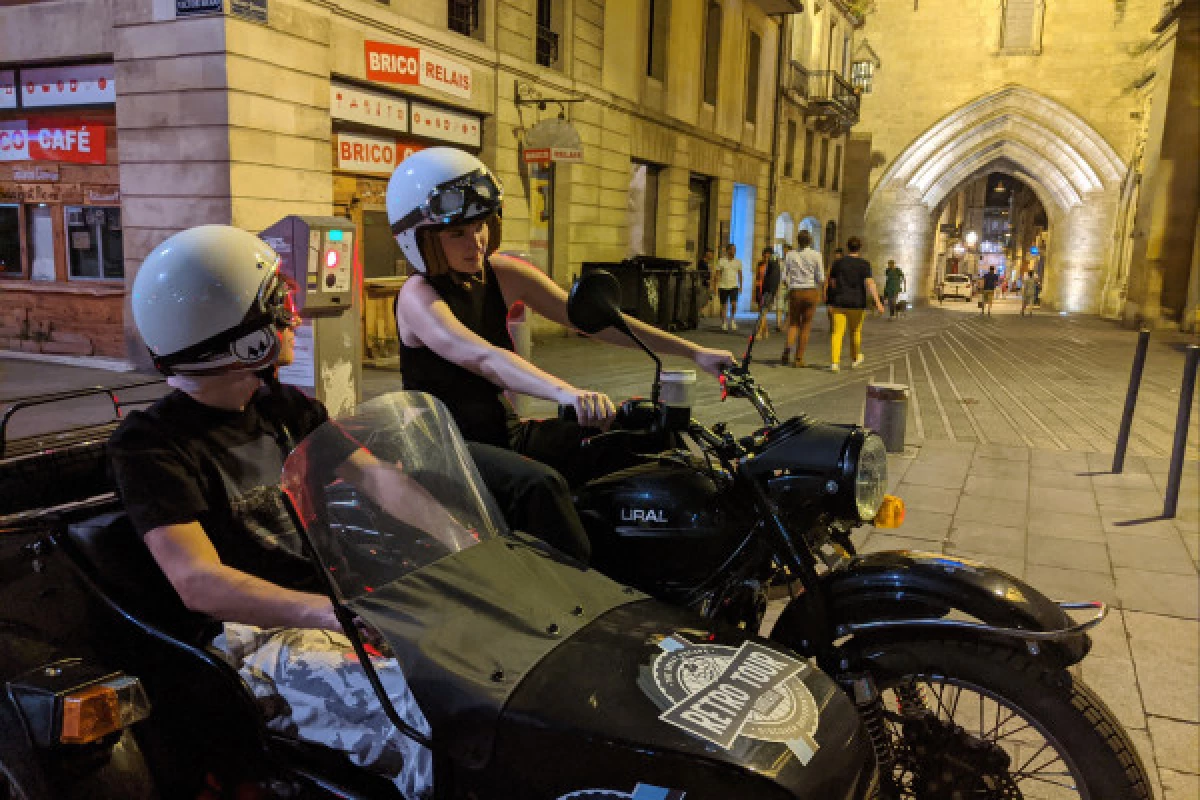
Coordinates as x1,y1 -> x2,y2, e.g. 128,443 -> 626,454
400,260 -> 517,448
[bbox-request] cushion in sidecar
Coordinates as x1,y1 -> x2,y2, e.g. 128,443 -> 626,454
63,510 -> 218,645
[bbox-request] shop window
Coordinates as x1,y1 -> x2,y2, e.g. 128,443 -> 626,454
0,206 -> 20,276
784,120 -> 797,178
801,129 -> 815,183
628,161 -> 661,257
702,1 -> 722,106
832,144 -> 843,191
647,0 -> 670,80
27,205 -> 55,282
744,31 -> 761,124
66,206 -> 123,280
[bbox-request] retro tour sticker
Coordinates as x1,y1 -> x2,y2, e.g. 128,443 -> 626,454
558,785 -> 685,800
640,635 -> 820,764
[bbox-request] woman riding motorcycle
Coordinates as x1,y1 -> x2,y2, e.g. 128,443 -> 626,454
388,148 -> 735,561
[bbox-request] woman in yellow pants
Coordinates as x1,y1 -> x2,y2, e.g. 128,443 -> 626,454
825,237 -> 885,372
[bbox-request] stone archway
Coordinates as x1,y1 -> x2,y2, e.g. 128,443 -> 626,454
865,86 -> 1126,312
774,212 -> 795,250
798,215 -> 822,251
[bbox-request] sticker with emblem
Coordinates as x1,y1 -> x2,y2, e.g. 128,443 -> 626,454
558,785 -> 685,800
639,635 -> 820,764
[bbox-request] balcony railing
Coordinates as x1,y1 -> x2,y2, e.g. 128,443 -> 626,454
536,24 -> 560,68
804,70 -> 861,133
786,61 -> 810,100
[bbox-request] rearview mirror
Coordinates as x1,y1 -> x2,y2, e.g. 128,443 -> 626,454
568,270 -> 624,335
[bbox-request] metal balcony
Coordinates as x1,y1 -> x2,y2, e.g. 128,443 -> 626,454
785,61 -> 810,101
804,70 -> 861,134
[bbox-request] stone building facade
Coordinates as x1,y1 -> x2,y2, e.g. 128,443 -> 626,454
838,0 -> 1170,316
0,0 -> 802,364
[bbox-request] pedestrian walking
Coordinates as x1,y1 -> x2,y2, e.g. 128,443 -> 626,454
780,230 -> 824,367
1019,270 -> 1039,316
697,246 -> 715,318
754,246 -> 783,340
980,265 -> 999,316
826,237 -> 885,372
716,243 -> 743,332
883,259 -> 906,319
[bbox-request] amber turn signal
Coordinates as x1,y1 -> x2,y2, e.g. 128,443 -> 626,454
873,495 -> 906,529
60,675 -> 151,745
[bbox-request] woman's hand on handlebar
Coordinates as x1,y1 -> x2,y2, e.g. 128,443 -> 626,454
694,346 -> 737,378
557,386 -> 617,430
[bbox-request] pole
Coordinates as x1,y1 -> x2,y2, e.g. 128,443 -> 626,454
1113,328 -> 1151,473
1163,344 -> 1199,518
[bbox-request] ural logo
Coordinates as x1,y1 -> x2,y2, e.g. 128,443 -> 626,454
620,508 -> 667,524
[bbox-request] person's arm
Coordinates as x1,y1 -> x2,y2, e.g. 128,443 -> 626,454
334,449 -> 473,552
398,275 -> 614,425
144,522 -> 339,630
865,276 -> 885,314
491,253 -> 735,377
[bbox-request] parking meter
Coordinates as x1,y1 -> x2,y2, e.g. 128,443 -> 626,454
260,215 -> 362,417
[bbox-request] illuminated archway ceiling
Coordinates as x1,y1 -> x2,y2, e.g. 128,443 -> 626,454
874,86 -> 1126,213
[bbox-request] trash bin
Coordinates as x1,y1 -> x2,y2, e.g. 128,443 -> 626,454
581,257 -> 692,331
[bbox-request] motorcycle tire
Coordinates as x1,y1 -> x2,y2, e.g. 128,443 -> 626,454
861,637 -> 1152,800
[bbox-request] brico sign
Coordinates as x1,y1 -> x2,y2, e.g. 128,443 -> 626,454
0,120 -> 107,164
335,132 -> 424,176
364,40 -> 473,100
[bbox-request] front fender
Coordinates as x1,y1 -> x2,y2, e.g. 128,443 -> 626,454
771,551 -> 1092,668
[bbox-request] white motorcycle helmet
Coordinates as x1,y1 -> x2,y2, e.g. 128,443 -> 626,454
386,147 -> 503,274
132,224 -> 295,376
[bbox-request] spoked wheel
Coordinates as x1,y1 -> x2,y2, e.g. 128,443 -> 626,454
860,639 -> 1152,800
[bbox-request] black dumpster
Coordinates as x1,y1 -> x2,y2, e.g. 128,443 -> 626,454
581,257 -> 695,331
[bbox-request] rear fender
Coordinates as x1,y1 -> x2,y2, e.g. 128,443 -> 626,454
771,551 -> 1092,669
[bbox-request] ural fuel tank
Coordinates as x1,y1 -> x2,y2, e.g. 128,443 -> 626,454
483,601 -> 878,799
573,460 -> 750,596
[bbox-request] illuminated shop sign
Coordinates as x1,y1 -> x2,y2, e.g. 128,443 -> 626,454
20,64 -> 116,108
364,40 -> 473,100
0,120 -> 107,164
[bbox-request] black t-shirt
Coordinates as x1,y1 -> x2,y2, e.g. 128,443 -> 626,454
830,255 -> 873,309
982,272 -> 999,290
762,257 -> 782,295
107,385 -> 331,593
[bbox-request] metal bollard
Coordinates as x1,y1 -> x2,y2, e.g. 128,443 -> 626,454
1113,327 -> 1151,473
865,383 -> 909,453
1163,344 -> 1199,518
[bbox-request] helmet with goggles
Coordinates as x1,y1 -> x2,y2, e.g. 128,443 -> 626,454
386,147 -> 503,273
132,224 -> 296,376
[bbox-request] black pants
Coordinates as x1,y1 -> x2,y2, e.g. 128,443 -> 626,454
465,417 -> 595,563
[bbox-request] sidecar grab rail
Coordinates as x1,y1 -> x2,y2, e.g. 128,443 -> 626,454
834,600 -> 1108,642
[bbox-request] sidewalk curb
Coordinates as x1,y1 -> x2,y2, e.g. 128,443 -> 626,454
0,352 -> 138,373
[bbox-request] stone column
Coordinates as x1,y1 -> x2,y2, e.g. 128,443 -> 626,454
1045,197 -> 1115,314
865,188 -> 934,303
114,0 -> 232,366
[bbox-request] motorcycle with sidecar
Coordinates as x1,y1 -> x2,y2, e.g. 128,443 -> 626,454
0,388 -> 878,799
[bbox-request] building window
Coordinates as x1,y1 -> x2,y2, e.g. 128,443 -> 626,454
851,60 -> 874,92
1000,0 -> 1046,53
647,0 -> 670,80
0,206 -> 20,276
66,206 -> 123,280
832,143 -> 843,191
744,30 -> 761,124
27,205 -> 55,281
628,161 -> 661,257
536,0 -> 560,68
702,1 -> 722,106
447,0 -> 480,37
801,128 -> 815,183
817,137 -> 830,188
784,120 -> 797,178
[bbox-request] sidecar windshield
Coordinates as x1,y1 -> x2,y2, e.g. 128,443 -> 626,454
281,392 -> 508,601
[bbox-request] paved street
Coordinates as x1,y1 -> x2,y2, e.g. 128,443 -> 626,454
2,303 -> 1198,797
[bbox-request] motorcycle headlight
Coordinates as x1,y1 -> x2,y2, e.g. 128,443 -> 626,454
854,433 -> 888,521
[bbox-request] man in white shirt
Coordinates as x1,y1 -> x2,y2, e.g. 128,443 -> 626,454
780,230 -> 825,367
716,243 -> 744,332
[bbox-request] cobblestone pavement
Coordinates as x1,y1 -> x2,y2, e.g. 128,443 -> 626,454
2,300 -> 1198,796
